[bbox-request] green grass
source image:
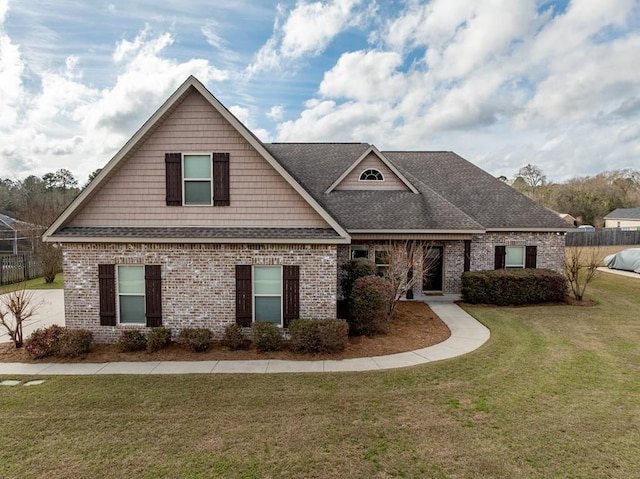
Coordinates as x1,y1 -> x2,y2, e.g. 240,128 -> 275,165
0,273 -> 63,294
1,274 -> 640,478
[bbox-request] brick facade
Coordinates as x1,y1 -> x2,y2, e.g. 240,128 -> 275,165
337,233 -> 566,296
63,243 -> 337,343
469,232 -> 566,274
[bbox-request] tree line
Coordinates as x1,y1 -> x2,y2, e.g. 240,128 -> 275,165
508,164 -> 640,226
0,168 -> 99,282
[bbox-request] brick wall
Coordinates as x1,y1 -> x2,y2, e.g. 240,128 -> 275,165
63,243 -> 337,343
336,233 -> 565,295
470,232 -> 566,274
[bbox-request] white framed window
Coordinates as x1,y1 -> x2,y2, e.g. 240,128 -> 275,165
350,245 -> 369,259
359,168 -> 384,181
183,153 -> 212,205
254,266 -> 282,326
117,265 -> 145,324
505,246 -> 525,269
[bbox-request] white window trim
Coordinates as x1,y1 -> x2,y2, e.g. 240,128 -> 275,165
182,152 -> 213,206
359,168 -> 385,182
117,265 -> 146,325
505,246 -> 525,269
253,265 -> 283,327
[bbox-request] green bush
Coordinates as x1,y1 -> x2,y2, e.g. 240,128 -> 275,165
339,258 -> 376,301
221,323 -> 248,351
25,326 -> 93,359
24,325 -> 66,359
288,319 -> 349,353
57,329 -> 93,358
178,327 -> 213,352
251,322 -> 282,352
461,269 -> 568,305
117,330 -> 147,352
348,275 -> 394,336
147,327 -> 172,353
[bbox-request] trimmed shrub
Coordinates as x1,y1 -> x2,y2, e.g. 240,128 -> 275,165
348,275 -> 394,336
251,322 -> 282,352
25,326 -> 93,359
24,325 -> 65,359
57,329 -> 94,358
221,323 -> 248,351
288,319 -> 349,354
339,258 -> 376,301
178,327 -> 213,352
117,330 -> 147,352
461,269 -> 568,305
147,327 -> 172,353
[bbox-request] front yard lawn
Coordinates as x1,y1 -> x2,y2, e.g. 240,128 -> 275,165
1,274 -> 639,478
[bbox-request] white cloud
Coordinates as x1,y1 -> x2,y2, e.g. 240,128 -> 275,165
266,105 -> 284,121
319,50 -> 406,102
0,21 -> 230,183
247,0 -> 364,75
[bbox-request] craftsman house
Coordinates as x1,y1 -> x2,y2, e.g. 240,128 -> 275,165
43,76 -> 571,342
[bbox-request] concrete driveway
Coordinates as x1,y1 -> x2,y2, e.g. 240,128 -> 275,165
0,290 -> 65,344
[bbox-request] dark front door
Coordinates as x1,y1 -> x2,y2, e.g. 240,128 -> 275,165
423,246 -> 444,292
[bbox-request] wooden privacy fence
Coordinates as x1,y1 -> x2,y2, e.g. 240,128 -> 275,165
0,254 -> 43,286
566,229 -> 640,247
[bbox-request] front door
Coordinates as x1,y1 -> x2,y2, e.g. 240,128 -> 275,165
423,246 -> 444,292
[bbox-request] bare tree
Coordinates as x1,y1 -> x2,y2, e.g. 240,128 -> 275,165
564,246 -> 601,301
0,286 -> 42,348
381,240 -> 439,314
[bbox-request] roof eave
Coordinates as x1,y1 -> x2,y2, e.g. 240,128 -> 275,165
348,229 -> 486,234
45,236 -> 351,245
486,227 -> 575,233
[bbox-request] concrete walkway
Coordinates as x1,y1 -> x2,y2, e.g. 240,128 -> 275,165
0,292 -> 490,375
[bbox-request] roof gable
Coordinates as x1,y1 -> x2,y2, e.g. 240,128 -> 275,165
325,145 -> 418,193
43,77 -> 349,242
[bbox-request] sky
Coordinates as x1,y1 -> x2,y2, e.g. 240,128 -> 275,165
1,0 -> 639,185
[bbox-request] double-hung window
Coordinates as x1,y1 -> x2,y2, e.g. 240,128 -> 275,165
505,246 -> 525,269
374,246 -> 390,275
117,265 -> 145,324
183,154 -> 213,205
254,266 -> 282,325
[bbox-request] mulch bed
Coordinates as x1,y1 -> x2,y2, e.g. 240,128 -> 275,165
0,301 -> 451,363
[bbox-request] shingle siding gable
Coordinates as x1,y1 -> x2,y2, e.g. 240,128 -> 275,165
67,90 -> 330,229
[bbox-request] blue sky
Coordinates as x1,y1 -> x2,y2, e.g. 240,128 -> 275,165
1,0 -> 639,184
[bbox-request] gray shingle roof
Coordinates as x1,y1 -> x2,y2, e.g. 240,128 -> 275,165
266,144 -> 569,231
604,207 -> 640,220
52,227 -> 341,240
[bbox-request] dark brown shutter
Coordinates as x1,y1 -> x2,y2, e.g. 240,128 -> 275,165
494,246 -> 506,270
145,265 -> 162,327
213,152 -> 230,206
165,153 -> 182,206
464,240 -> 471,272
525,246 -> 537,269
236,265 -> 252,327
98,264 -> 116,326
283,265 -> 300,328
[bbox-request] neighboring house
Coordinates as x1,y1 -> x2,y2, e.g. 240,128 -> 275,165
43,76 -> 572,342
604,207 -> 640,230
559,213 -> 577,226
